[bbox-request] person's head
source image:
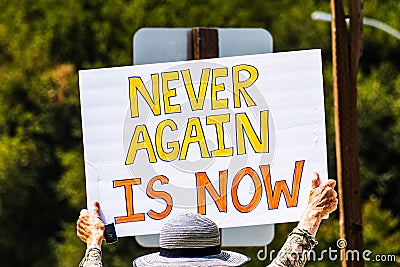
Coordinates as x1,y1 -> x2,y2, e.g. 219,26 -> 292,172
133,213 -> 251,266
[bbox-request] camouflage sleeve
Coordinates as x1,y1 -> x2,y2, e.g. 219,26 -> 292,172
268,228 -> 318,267
79,247 -> 103,267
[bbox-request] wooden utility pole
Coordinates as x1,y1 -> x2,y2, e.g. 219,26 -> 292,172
330,0 -> 364,266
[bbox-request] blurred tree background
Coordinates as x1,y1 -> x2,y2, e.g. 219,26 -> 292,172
0,0 -> 399,266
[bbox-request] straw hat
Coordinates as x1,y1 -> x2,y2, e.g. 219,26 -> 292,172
133,213 -> 251,266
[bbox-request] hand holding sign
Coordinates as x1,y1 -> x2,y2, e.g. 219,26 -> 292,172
297,173 -> 338,236
308,172 -> 338,218
77,202 -> 105,248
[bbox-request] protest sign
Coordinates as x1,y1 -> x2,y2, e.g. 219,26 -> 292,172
79,49 -> 328,237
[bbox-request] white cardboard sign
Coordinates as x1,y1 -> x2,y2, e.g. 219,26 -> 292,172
79,49 -> 327,237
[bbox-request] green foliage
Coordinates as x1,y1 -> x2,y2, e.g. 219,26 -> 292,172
0,0 -> 399,265
363,197 -> 400,266
358,63 -> 400,214
57,149 -> 86,209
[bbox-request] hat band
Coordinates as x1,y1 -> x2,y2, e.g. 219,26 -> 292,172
159,245 -> 221,258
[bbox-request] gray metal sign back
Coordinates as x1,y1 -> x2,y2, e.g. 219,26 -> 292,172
133,28 -> 273,64
133,28 -> 274,247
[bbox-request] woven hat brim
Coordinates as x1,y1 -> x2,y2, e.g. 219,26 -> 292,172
133,250 -> 251,267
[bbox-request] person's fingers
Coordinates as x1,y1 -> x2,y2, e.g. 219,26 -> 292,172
93,202 -> 101,218
77,225 -> 90,240
322,187 -> 336,198
332,190 -> 338,200
320,197 -> 335,207
311,172 -> 321,189
77,218 -> 92,234
79,212 -> 90,223
77,218 -> 91,229
326,199 -> 338,212
77,226 -> 89,238
324,179 -> 336,189
77,215 -> 91,227
322,189 -> 338,204
321,186 -> 337,198
76,222 -> 89,243
80,209 -> 89,217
